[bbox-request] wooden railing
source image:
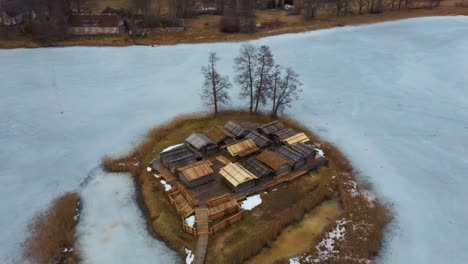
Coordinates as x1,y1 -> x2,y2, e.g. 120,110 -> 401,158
209,209 -> 244,235
182,220 -> 197,236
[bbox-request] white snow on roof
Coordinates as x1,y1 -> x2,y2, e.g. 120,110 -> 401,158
240,194 -> 262,210
161,143 -> 184,153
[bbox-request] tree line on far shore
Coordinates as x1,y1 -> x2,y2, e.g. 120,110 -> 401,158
201,44 -> 303,117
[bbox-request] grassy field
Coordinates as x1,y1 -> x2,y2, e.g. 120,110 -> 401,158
102,111 -> 391,263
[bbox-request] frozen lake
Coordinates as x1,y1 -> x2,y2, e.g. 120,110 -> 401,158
1,16 -> 467,263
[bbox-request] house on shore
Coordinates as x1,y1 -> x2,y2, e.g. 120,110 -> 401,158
223,139 -> 260,160
271,128 -> 298,145
244,130 -> 272,148
67,14 -> 124,35
0,0 -> 30,26
256,150 -> 292,176
224,120 -> 248,138
159,144 -> 202,173
276,146 -> 307,170
177,160 -> 215,188
185,132 -> 218,156
282,132 -> 310,146
258,120 -> 285,136
240,157 -> 274,185
204,126 -> 236,146
291,142 -> 316,163
220,163 -> 257,192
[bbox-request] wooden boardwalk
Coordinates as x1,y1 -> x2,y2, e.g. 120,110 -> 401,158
194,207 -> 209,264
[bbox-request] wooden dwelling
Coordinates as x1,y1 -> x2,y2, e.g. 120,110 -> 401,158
0,0 -> 29,26
258,120 -> 285,136
291,142 -> 317,163
271,128 -> 298,145
67,14 -> 125,35
185,132 -> 218,156
276,146 -> 307,170
220,163 -> 258,193
282,132 -> 311,146
204,126 -> 236,146
177,160 -> 215,188
244,130 -> 272,148
256,150 -> 292,176
224,138 -> 260,160
159,144 -> 202,173
240,157 -> 274,185
224,120 -> 248,138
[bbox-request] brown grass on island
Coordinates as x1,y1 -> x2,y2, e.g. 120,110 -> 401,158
22,192 -> 81,264
101,111 -> 391,263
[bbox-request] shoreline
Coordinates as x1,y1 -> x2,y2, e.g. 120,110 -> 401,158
1,8 -> 467,49
102,111 -> 391,263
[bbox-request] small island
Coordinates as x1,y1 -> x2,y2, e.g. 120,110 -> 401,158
103,112 -> 390,264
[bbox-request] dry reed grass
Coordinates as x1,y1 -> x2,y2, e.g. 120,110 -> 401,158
22,192 -> 81,264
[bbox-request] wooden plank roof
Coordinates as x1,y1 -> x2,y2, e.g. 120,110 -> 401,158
282,132 -> 311,145
273,128 -> 298,140
225,139 -> 260,158
245,130 -> 271,148
276,146 -> 305,163
292,142 -> 317,157
256,150 -> 291,170
240,157 -> 273,178
216,155 -> 231,165
160,144 -> 201,162
185,132 -> 215,150
258,121 -> 285,135
220,163 -> 257,187
224,120 -> 246,137
177,160 -> 214,182
204,126 -> 235,143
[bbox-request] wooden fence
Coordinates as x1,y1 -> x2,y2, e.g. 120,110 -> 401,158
209,209 -> 244,235
182,220 -> 197,236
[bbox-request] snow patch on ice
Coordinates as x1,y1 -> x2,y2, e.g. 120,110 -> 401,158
185,248 -> 195,264
240,194 -> 262,210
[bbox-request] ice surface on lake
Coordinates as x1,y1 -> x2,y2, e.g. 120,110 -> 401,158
1,16 -> 468,263
76,172 -> 180,263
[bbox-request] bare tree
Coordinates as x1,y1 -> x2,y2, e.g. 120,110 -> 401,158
269,64 -> 282,116
234,44 -> 257,113
201,52 -> 231,114
270,67 -> 303,117
356,0 -> 369,14
254,45 -> 274,112
302,0 -> 322,20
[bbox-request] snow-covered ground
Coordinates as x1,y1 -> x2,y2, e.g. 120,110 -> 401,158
1,16 -> 467,263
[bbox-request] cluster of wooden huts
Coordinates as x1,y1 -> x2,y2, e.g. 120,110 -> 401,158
155,120 -> 326,193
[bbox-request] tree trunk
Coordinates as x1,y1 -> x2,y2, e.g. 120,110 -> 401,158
211,61 -> 218,114
254,63 -> 265,113
248,63 -> 254,114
